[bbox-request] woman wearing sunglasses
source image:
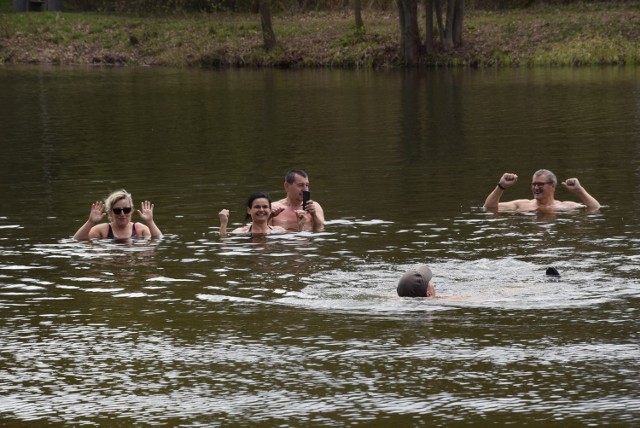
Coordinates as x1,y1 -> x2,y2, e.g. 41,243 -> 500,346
73,189 -> 162,240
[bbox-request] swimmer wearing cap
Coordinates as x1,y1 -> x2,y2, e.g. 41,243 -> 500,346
397,265 -> 561,298
397,265 -> 436,298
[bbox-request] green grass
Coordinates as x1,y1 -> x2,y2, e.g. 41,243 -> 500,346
0,3 -> 638,68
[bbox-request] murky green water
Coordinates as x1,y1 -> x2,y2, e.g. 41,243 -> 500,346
0,65 -> 638,425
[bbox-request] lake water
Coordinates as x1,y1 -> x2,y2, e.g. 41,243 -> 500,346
0,65 -> 639,425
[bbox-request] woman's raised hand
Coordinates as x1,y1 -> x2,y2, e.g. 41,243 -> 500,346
218,209 -> 230,225
89,201 -> 105,224
138,200 -> 155,223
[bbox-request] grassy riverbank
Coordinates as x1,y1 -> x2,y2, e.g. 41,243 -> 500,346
1,2 -> 639,68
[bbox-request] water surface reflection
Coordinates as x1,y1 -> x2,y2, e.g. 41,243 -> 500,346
0,66 -> 639,425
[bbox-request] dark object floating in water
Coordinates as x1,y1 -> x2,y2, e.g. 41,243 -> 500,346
546,267 -> 560,277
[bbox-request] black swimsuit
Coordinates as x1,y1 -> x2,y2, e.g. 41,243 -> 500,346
247,225 -> 273,233
107,223 -> 138,239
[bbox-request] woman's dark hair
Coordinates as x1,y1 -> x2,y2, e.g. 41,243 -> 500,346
245,192 -> 272,221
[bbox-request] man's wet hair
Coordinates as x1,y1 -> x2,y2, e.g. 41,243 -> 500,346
285,169 -> 308,184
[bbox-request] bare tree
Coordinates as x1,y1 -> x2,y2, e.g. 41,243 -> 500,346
452,0 -> 464,46
353,0 -> 364,30
444,0 -> 464,50
425,0 -> 435,54
435,0 -> 446,42
259,0 -> 277,51
425,0 -> 464,52
396,0 -> 420,65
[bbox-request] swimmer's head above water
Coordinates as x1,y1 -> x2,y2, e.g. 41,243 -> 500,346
397,265 -> 436,298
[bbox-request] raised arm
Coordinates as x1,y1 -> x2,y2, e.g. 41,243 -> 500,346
138,201 -> 163,238
562,178 -> 601,210
218,209 -> 230,238
483,173 -> 519,211
73,201 -> 105,240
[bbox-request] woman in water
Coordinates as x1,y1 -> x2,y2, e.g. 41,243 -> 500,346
73,189 -> 162,240
218,191 -> 301,237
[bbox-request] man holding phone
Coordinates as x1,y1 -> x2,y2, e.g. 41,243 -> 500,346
271,169 -> 325,231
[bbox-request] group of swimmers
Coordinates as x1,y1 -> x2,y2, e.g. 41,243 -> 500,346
73,168 -> 600,299
218,170 -> 325,237
397,168 -> 601,298
73,169 -> 325,241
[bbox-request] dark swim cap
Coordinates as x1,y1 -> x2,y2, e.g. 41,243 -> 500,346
397,265 -> 433,297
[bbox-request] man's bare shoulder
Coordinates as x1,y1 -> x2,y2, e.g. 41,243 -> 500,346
272,198 -> 287,207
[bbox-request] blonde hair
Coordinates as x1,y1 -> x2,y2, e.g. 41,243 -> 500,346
105,189 -> 133,219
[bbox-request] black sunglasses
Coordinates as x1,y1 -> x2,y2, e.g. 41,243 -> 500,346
531,181 -> 553,187
112,207 -> 132,215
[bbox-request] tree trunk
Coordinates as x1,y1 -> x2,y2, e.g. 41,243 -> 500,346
444,0 -> 464,50
259,0 -> 277,51
424,0 -> 434,54
353,0 -> 364,30
434,0 -> 446,45
444,0 -> 455,50
453,0 -> 464,47
396,0 -> 420,65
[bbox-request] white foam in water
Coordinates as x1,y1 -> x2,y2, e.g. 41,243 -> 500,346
196,293 -> 265,305
272,259 -> 638,313
146,276 -> 196,283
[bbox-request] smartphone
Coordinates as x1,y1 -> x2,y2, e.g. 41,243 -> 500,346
302,190 -> 311,210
